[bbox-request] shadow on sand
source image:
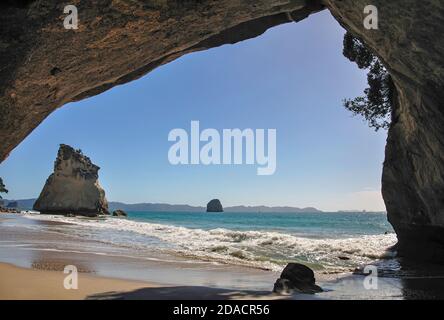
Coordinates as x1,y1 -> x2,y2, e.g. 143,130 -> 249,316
86,286 -> 284,300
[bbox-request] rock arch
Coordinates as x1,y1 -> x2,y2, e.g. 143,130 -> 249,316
1,0 -> 444,262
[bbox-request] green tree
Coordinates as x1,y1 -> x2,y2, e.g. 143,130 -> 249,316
0,177 -> 8,199
342,32 -> 395,131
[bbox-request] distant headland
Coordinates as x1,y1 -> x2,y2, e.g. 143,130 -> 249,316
2,198 -> 323,213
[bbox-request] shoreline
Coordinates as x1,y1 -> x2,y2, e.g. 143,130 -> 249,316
2,212 -> 444,299
0,213 -> 285,299
16,211 -> 398,274
0,213 -> 284,299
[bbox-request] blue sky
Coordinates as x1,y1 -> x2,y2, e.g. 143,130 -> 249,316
0,11 -> 387,211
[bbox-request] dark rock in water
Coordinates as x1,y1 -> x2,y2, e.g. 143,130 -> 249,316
113,209 -> 127,217
206,199 -> 223,212
33,144 -> 109,217
0,206 -> 20,214
273,263 -> 322,295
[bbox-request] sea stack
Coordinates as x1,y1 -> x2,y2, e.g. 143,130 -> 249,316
33,144 -> 109,217
206,199 -> 223,212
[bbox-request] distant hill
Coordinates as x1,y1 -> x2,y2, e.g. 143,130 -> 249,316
108,201 -> 205,212
1,199 -> 36,210
110,203 -> 322,213
224,205 -> 322,213
3,198 -> 322,213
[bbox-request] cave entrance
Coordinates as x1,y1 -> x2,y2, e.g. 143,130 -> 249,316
0,10 -> 388,214
0,3 -> 400,284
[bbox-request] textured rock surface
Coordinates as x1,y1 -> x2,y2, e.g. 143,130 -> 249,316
113,209 -> 127,217
33,144 -> 109,216
273,263 -> 322,294
0,0 -> 322,162
206,199 -> 223,212
1,1 -> 444,261
325,0 -> 444,262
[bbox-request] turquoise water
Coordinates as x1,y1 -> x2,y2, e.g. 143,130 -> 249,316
127,211 -> 393,239
26,211 -> 397,272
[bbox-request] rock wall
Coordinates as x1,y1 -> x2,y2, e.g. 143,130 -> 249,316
1,1 -> 444,261
33,144 -> 109,216
325,0 -> 444,261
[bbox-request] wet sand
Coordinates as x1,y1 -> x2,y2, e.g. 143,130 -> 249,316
2,213 -> 444,300
0,213 -> 279,289
0,262 -> 292,300
0,213 -> 286,299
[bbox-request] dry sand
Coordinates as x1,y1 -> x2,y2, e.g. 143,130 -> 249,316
0,262 -> 155,300
0,262 -> 285,300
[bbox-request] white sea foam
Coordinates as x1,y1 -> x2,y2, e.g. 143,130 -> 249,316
24,214 -> 398,272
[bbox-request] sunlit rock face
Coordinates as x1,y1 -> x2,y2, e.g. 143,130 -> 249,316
33,144 -> 109,217
325,0 -> 444,262
1,1 -> 444,261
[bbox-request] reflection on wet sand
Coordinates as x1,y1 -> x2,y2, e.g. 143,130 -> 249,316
2,214 -> 444,299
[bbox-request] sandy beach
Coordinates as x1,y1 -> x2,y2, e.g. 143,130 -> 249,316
1,213 -> 444,300
0,262 -> 152,300
0,212 -> 289,300
0,262 -> 293,300
0,213 -> 283,300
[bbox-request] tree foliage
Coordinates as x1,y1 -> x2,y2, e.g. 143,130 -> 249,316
0,177 -> 7,199
342,32 -> 395,131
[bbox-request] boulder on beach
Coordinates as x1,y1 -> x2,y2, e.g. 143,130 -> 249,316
33,144 -> 109,217
113,209 -> 127,217
206,199 -> 223,212
273,263 -> 323,295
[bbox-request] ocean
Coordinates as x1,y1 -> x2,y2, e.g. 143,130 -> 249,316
24,211 -> 397,273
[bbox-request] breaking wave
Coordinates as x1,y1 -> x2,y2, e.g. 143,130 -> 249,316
25,214 -> 397,272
